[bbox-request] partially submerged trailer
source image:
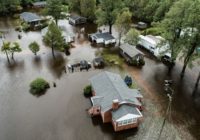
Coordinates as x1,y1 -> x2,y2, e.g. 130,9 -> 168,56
138,35 -> 171,59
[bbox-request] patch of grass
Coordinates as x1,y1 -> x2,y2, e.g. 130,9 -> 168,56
101,48 -> 124,66
129,82 -> 138,89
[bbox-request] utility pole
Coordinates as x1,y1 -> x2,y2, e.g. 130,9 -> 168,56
157,80 -> 174,140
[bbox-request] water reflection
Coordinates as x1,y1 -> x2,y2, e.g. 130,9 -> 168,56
5,60 -> 25,72
46,53 -> 67,79
32,56 -> 42,68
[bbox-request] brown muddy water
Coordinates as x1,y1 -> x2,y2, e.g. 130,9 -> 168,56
0,16 -> 200,140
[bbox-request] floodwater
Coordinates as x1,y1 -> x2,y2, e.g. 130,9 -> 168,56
0,16 -> 200,140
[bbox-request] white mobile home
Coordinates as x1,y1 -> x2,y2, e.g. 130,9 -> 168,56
138,35 -> 171,58
41,27 -> 75,43
89,32 -> 116,45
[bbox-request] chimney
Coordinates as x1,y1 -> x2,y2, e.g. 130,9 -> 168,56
112,99 -> 119,110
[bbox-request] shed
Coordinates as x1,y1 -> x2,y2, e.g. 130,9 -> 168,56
69,15 -> 87,25
89,32 -> 116,45
32,1 -> 47,8
120,43 -> 144,60
20,12 -> 42,26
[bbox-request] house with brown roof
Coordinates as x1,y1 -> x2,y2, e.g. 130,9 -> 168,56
88,71 -> 143,131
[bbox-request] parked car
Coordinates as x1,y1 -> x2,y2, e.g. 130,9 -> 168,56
136,22 -> 147,30
93,57 -> 105,68
80,60 -> 91,71
124,75 -> 133,86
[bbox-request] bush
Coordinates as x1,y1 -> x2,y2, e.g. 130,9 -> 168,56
30,78 -> 50,96
139,59 -> 145,66
21,22 -> 30,31
128,58 -> 145,66
83,85 -> 92,97
124,75 -> 132,86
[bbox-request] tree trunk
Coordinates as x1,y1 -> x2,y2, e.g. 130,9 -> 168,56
52,46 -> 55,59
5,50 -> 10,64
180,42 -> 197,78
180,62 -> 187,78
109,24 -> 112,34
11,52 -> 14,60
192,72 -> 200,96
55,18 -> 58,25
118,33 -> 122,46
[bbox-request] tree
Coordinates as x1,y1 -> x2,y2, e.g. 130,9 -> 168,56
179,0 -> 200,78
80,0 -> 96,21
125,28 -> 140,46
46,0 -> 63,25
160,0 -> 191,71
193,72 -> 200,95
153,0 -> 175,22
68,0 -> 80,13
43,22 -> 65,59
1,41 -> 11,64
10,42 -> 22,60
115,8 -> 132,46
95,0 -> 124,34
29,41 -> 40,56
0,0 -> 21,14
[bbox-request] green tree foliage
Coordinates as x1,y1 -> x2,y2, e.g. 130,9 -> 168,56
1,41 -> 11,64
153,0 -> 176,22
46,0 -> 63,25
95,0 -> 124,34
43,22 -> 65,59
29,41 -> 40,56
0,0 -> 21,14
160,0 -> 191,64
68,0 -> 80,13
30,78 -> 50,96
80,0 -> 96,21
115,8 -> 132,46
179,0 -> 200,77
125,28 -> 140,46
10,42 -> 22,60
83,85 -> 92,97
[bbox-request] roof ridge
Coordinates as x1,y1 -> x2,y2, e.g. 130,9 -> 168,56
104,71 -> 123,101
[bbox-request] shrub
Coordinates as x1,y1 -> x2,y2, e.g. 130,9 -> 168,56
139,59 -> 145,66
30,78 -> 50,96
124,75 -> 132,86
83,85 -> 92,97
21,22 -> 30,31
129,58 -> 145,66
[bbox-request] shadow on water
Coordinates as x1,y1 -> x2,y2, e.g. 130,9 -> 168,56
91,116 -> 138,140
46,53 -> 67,79
5,60 -> 25,72
29,88 -> 49,98
32,56 -> 42,68
150,65 -> 200,140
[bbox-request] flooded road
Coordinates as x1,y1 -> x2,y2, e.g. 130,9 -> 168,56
0,16 -> 200,140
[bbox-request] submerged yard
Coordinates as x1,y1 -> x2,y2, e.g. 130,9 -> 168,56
0,16 -> 199,140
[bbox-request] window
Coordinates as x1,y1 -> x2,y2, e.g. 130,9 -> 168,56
117,118 -> 137,126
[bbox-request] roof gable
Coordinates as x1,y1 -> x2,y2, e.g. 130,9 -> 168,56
93,32 -> 115,41
20,12 -> 41,22
120,43 -> 144,58
112,105 -> 142,121
90,71 -> 143,111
